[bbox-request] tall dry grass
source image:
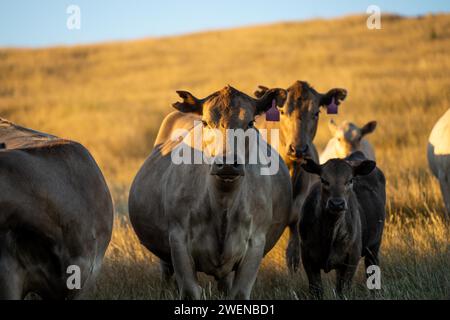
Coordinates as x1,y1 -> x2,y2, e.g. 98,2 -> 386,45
1,14 -> 449,299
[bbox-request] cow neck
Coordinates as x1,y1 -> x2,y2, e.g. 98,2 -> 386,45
278,121 -> 317,198
291,162 -> 311,198
207,176 -> 246,214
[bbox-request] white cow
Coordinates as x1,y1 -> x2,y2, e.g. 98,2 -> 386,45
427,108 -> 450,220
320,120 -> 377,164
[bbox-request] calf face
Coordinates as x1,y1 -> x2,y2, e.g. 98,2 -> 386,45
302,157 -> 376,214
255,81 -> 347,161
329,120 -> 377,158
173,85 -> 286,182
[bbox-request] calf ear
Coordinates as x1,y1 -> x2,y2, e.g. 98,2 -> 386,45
301,158 -> 322,175
320,88 -> 347,107
361,121 -> 377,136
172,90 -> 203,115
255,88 -> 287,115
353,160 -> 376,176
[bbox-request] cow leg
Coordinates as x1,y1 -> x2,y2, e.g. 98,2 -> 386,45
217,272 -> 234,296
286,221 -> 300,273
169,230 -> 201,300
160,259 -> 174,282
438,173 -> 450,221
229,235 -> 265,299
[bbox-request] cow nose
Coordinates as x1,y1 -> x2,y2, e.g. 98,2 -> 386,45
327,198 -> 346,211
287,144 -> 308,159
210,157 -> 244,178
300,144 -> 309,155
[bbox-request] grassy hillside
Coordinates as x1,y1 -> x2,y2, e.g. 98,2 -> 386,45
1,14 -> 449,299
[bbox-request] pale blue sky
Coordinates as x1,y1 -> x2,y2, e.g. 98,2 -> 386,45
0,0 -> 449,48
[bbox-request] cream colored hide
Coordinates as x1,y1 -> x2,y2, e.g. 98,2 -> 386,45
320,120 -> 377,164
428,108 -> 450,220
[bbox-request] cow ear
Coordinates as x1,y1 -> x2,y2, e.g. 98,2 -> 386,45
353,160 -> 376,176
320,88 -> 347,107
254,88 -> 287,115
172,90 -> 203,115
328,119 -> 338,135
254,85 -> 269,98
361,121 -> 377,136
301,158 -> 322,175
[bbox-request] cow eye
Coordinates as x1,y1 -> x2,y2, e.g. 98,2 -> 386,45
201,120 -> 208,127
320,178 -> 329,186
347,178 -> 354,185
248,120 -> 255,128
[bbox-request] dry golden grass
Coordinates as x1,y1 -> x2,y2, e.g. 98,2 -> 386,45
1,14 -> 449,299
93,215 -> 449,299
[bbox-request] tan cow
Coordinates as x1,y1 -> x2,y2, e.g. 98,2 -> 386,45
428,108 -> 450,220
0,118 -> 113,299
129,86 -> 293,299
320,120 -> 377,164
255,81 -> 347,272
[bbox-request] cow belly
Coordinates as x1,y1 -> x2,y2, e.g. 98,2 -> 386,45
131,213 -> 171,262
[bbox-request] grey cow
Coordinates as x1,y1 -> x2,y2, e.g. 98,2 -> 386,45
129,86 -> 293,299
0,118 -> 113,299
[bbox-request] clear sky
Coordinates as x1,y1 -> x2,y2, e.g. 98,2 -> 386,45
1,0 -> 449,48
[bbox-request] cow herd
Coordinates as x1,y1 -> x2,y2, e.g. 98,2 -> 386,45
0,80 -> 448,300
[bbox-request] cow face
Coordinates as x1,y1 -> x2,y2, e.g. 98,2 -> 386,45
173,85 -> 286,183
329,120 -> 377,158
255,81 -> 347,162
302,158 -> 376,215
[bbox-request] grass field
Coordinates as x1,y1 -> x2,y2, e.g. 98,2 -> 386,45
1,14 -> 449,299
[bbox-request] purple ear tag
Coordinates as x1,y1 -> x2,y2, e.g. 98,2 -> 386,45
327,97 -> 338,114
265,99 -> 280,122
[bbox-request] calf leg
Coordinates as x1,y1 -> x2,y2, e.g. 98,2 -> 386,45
0,251 -> 25,299
302,248 -> 323,299
229,235 -> 265,299
304,267 -> 323,299
169,229 -> 201,300
336,260 -> 358,299
160,259 -> 174,282
286,222 -> 301,273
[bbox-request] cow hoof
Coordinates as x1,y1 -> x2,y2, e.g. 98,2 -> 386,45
180,284 -> 202,300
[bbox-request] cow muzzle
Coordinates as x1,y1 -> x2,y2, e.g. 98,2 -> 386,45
287,144 -> 309,161
210,159 -> 245,182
